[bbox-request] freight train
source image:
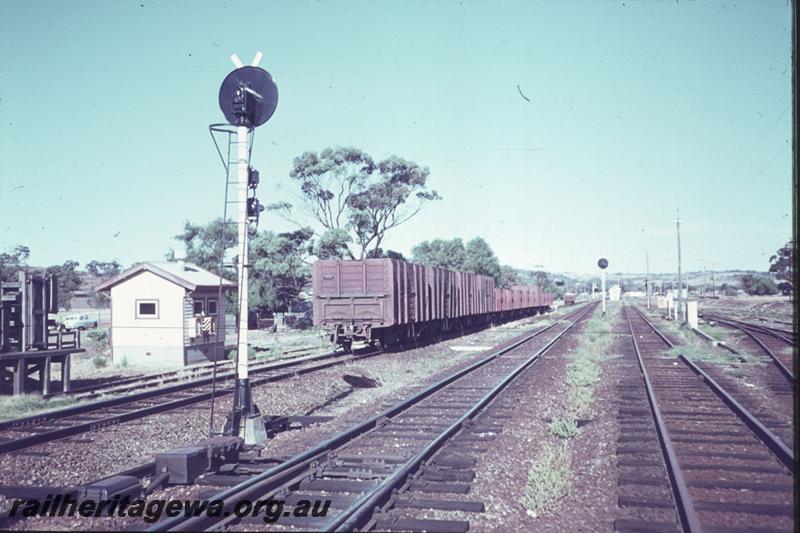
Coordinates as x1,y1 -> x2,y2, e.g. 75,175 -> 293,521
312,258 -> 554,350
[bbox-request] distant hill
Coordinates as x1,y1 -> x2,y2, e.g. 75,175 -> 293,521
547,270 -> 775,293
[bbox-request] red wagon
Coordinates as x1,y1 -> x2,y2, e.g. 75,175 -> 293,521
313,259 -> 552,349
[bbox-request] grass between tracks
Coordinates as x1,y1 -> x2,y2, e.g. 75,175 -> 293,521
553,303 -> 616,434
0,394 -> 80,421
649,312 -> 764,367
524,303 -> 618,515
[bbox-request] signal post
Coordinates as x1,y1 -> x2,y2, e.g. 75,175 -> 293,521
598,257 -> 609,318
215,52 -> 278,445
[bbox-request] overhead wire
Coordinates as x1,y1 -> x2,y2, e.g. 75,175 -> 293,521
695,102 -> 791,210
705,143 -> 790,212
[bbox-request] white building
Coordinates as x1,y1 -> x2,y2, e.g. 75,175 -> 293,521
624,290 -> 646,298
608,285 -> 622,301
96,261 -> 235,368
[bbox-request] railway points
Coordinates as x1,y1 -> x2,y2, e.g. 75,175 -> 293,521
0,305 -> 592,530
617,306 -> 794,532
144,304 -> 597,532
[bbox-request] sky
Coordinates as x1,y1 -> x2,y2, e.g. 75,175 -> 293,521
0,0 -> 794,277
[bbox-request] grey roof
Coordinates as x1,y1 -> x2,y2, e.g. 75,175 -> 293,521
95,261 -> 236,292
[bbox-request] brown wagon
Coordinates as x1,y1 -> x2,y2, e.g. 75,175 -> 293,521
313,259 -> 553,350
313,259 -> 496,349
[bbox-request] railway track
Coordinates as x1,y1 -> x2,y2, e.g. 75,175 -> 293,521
50,345 -> 326,401
0,308 -> 572,457
145,303 -> 597,532
617,306 -> 794,532
701,313 -> 795,381
0,347 -> 380,455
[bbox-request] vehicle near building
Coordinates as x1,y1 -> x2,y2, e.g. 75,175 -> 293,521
60,314 -> 98,331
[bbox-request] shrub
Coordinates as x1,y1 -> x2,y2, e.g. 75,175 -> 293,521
92,355 -> 109,368
86,329 -> 108,343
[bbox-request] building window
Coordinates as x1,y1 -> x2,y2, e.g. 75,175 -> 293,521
193,298 -> 205,315
207,299 -> 218,315
136,299 -> 159,319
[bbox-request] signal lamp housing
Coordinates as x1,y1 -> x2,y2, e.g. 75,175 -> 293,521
248,167 -> 259,189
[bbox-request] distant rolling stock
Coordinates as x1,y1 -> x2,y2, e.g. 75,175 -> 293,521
312,258 -> 553,350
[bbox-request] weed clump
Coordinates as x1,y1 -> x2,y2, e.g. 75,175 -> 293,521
665,345 -> 764,366
566,386 -> 594,417
522,443 -> 571,516
548,417 -> 580,439
565,357 -> 601,388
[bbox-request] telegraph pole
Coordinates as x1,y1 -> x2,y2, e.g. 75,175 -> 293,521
646,247 -> 651,310
676,209 -> 684,322
711,263 -> 716,296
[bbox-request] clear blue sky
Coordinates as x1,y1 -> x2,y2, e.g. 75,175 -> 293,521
1,0 -> 793,276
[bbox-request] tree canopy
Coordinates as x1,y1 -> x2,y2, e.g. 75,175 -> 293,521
170,219 -> 314,314
411,238 -> 468,272
169,218 -> 237,277
280,146 -> 440,259
0,245 -> 30,282
86,260 -> 122,277
769,241 -> 794,282
740,273 -> 779,296
249,227 -> 314,313
411,236 -> 521,288
46,260 -> 81,310
462,237 -> 502,281
1,246 -> 82,309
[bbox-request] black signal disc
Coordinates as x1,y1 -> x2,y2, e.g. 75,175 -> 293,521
218,66 -> 279,127
598,258 -> 609,269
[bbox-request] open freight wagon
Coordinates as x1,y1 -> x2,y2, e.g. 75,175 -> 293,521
312,259 -> 552,350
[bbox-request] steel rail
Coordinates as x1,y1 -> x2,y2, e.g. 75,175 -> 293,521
0,347 -> 355,432
329,302 -> 596,532
703,313 -> 795,345
678,354 -> 794,470
704,316 -> 794,382
624,306 -> 702,533
633,307 -> 795,471
736,327 -> 794,382
148,303 -> 594,532
0,307 -> 576,454
0,349 -> 381,454
47,345 -> 322,399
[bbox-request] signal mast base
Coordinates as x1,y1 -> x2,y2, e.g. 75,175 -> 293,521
223,378 -> 268,445
241,413 -> 268,445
